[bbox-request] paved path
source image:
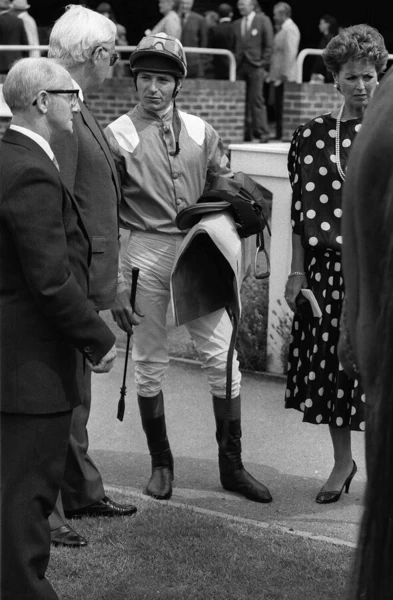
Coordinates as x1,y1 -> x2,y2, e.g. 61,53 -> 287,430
89,351 -> 365,547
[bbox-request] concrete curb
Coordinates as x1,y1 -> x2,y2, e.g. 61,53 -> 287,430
105,484 -> 357,549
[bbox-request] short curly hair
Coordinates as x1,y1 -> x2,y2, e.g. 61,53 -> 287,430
323,24 -> 389,76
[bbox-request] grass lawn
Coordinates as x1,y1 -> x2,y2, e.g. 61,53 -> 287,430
48,493 -> 354,600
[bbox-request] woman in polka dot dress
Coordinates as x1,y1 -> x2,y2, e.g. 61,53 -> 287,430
284,24 -> 389,504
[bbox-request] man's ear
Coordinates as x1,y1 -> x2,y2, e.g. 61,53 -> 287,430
91,45 -> 102,65
35,91 -> 49,113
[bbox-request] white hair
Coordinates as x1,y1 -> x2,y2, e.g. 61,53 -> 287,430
48,4 -> 117,67
2,58 -> 71,112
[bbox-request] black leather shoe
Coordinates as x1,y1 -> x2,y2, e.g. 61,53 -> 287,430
51,524 -> 88,548
64,495 -> 137,519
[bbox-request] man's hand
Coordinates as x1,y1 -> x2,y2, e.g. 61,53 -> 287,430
88,344 -> 117,373
111,282 -> 142,335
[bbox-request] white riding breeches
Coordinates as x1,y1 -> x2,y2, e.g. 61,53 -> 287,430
121,230 -> 242,398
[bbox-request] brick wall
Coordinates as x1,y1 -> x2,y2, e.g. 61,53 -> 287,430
283,81 -> 343,141
2,79 -> 344,146
85,77 -> 246,151
0,76 -> 246,148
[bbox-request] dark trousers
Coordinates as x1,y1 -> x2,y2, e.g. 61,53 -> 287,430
61,366 -> 105,510
274,82 -> 284,139
1,410 -> 72,600
237,62 -> 269,140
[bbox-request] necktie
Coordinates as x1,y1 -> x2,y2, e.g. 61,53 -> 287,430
242,16 -> 248,37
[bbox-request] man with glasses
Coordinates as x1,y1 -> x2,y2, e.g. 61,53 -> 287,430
0,56 -> 117,600
47,4 -> 138,548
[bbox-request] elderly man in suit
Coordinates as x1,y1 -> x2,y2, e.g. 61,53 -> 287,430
234,0 -> 273,143
47,4 -> 139,548
179,0 -> 207,78
0,57 -> 117,600
208,3 -> 236,80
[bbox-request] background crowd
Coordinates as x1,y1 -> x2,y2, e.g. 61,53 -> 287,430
0,0 -> 363,142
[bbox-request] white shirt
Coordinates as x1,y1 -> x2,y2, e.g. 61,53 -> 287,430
9,124 -> 55,162
241,10 -> 255,37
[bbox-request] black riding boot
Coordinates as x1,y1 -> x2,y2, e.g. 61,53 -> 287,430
138,391 -> 173,500
213,395 -> 272,503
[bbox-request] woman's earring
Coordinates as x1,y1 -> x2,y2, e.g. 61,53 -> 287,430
334,81 -> 341,92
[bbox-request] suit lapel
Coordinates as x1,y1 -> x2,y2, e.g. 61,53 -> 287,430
79,101 -> 121,202
3,128 -> 58,172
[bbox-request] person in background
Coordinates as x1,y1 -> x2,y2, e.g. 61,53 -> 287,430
203,10 -> 219,78
338,41 -> 393,600
284,25 -> 388,504
0,56 -> 116,600
96,2 -> 128,76
205,9 -> 219,29
208,3 -> 236,80
0,0 -> 28,74
234,0 -> 273,143
178,0 -> 207,78
47,4 -> 139,549
146,0 -> 181,39
266,2 -> 300,140
310,14 -> 338,83
10,0 -> 40,57
106,32 -> 272,507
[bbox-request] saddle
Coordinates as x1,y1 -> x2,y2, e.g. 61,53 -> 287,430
176,171 -> 271,250
172,172 -> 271,444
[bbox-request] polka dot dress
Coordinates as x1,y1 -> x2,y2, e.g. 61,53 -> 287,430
285,114 -> 365,431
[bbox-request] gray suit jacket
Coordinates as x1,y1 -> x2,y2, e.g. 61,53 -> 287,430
181,11 -> 208,77
52,100 -> 121,311
234,12 -> 273,70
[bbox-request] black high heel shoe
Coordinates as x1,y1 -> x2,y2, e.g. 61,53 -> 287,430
316,460 -> 357,504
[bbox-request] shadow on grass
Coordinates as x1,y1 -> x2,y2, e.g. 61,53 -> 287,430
48,491 -> 354,600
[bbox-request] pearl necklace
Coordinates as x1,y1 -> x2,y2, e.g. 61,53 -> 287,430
335,103 -> 346,181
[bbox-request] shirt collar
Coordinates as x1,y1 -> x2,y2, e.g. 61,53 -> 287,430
247,11 -> 255,23
9,124 -> 55,161
137,102 -> 174,123
71,77 -> 83,102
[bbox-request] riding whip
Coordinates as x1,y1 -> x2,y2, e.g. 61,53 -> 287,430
117,267 -> 139,422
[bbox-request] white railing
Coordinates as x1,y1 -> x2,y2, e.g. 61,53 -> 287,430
296,48 -> 393,83
0,45 -> 237,82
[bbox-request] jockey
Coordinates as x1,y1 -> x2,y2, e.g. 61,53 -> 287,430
105,32 -> 272,504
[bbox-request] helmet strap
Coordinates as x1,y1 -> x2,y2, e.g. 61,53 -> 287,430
172,100 -> 181,156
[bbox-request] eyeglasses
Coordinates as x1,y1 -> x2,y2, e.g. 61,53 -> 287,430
93,46 -> 119,66
32,89 -> 79,107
